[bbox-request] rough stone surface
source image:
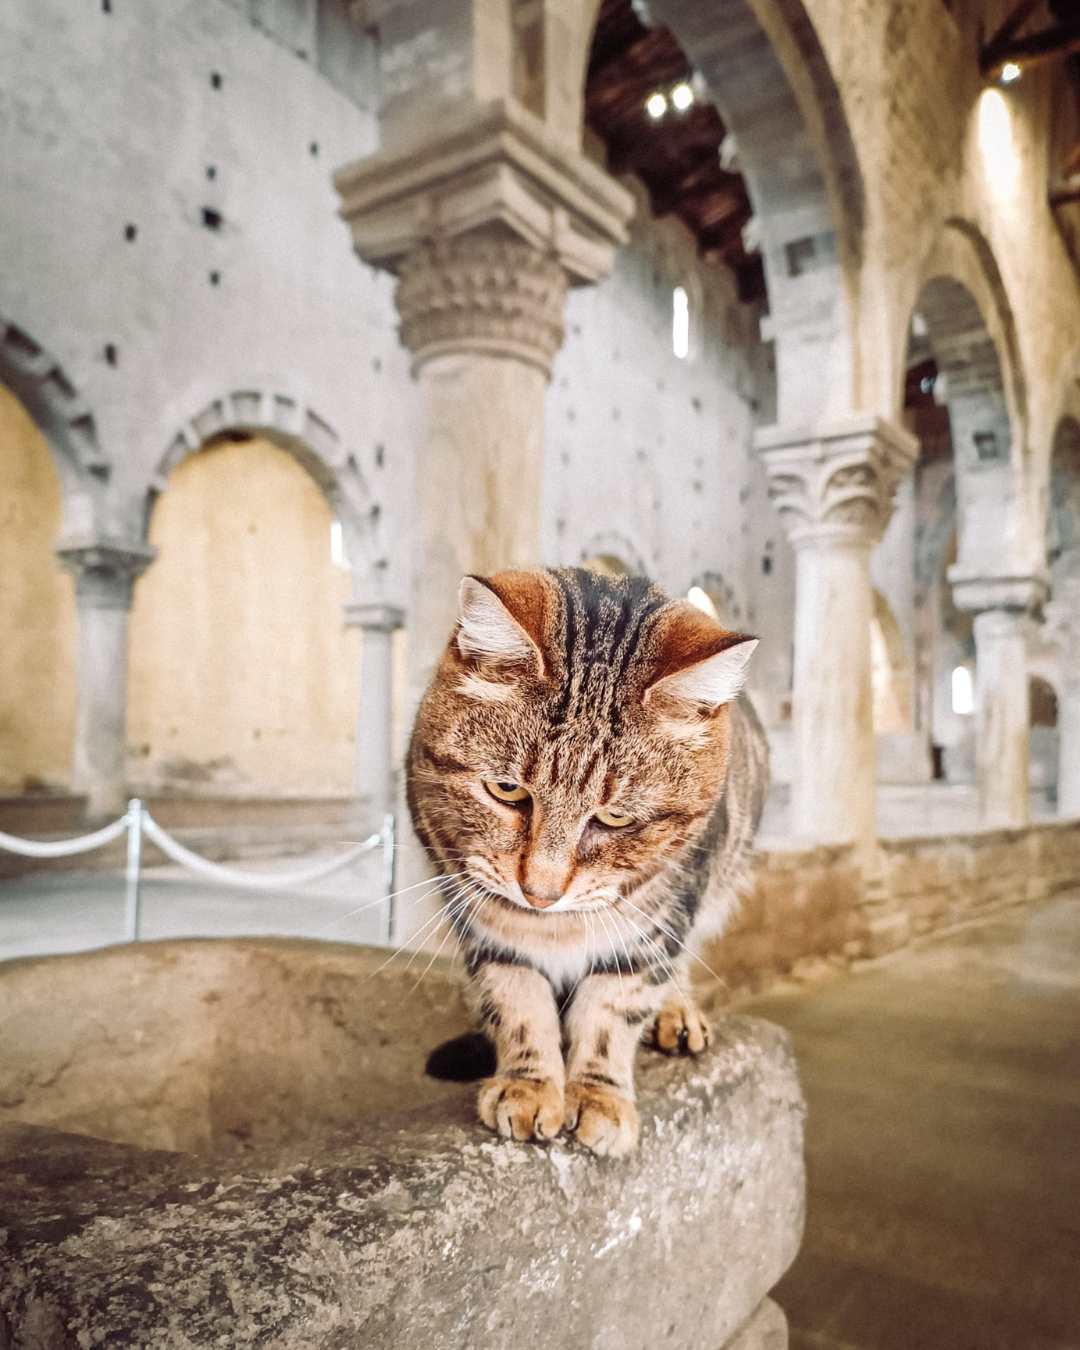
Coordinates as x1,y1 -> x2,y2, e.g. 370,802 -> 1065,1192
0,939 -> 805,1349
726,1298 -> 788,1350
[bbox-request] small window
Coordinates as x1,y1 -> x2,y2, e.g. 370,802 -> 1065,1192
672,286 -> 690,360
951,665 -> 974,715
330,520 -> 350,571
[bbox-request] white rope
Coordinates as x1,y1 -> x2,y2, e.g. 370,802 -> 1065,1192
139,812 -> 382,891
0,812 -> 130,859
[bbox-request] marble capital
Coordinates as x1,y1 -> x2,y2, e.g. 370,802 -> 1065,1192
756,414 -> 919,549
947,571 -> 1049,617
344,600 -> 405,633
56,538 -> 156,611
334,99 -> 633,372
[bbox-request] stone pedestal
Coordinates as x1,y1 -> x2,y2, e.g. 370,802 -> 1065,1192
758,416 -> 918,856
950,573 -> 1046,829
56,540 -> 155,819
336,100 -> 633,937
344,601 -> 404,827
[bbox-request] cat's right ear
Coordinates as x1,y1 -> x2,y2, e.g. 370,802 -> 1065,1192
455,574 -> 546,677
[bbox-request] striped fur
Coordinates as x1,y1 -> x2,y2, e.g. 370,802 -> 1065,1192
407,567 -> 769,1155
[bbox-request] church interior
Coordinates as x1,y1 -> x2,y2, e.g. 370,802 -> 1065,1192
2,1 -> 1080,1347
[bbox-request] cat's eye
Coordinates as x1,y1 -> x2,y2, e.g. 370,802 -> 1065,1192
595,806 -> 635,828
485,780 -> 530,804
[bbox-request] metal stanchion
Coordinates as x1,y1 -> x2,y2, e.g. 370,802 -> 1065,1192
124,798 -> 143,943
380,812 -> 396,945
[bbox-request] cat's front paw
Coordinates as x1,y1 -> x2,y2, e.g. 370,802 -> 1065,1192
652,995 -> 711,1056
565,1081 -> 639,1157
477,1075 -> 564,1143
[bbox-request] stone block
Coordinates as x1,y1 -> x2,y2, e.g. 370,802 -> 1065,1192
0,939 -> 805,1349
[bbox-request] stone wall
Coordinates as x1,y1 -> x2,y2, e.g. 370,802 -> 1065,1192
708,818 -> 1080,999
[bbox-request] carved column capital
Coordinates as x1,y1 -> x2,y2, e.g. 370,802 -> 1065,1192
947,571 -> 1049,617
757,415 -> 919,550
335,99 -> 633,375
57,538 -> 156,611
344,600 -> 405,633
394,231 -> 568,374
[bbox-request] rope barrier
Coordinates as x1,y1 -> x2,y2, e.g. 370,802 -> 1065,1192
139,812 -> 383,890
0,813 -> 130,858
0,800 -> 396,945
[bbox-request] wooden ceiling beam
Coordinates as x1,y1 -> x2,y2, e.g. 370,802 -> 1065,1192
981,19 -> 1080,78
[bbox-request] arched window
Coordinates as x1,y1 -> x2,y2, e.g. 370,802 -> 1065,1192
951,665 -> 974,716
672,285 -> 690,360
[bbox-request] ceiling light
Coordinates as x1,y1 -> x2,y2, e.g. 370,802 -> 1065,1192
999,61 -> 1022,84
645,91 -> 667,119
671,82 -> 694,111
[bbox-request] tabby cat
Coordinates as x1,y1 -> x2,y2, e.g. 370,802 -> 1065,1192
407,567 -> 768,1156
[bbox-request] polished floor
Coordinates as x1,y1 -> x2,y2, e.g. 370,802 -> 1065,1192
747,894 -> 1080,1350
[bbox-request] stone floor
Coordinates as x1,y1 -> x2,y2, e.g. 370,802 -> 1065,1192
0,851 -> 393,961
745,893 -> 1080,1350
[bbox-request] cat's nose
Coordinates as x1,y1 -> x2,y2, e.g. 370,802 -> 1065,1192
523,886 -> 561,910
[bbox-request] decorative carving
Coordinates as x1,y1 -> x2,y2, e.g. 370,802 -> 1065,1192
759,418 -> 918,548
395,234 -> 568,375
57,540 -> 156,611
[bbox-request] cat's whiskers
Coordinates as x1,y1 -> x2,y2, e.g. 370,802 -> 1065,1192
408,888 -> 488,991
620,910 -> 679,986
306,871 -> 450,939
594,906 -> 625,998
619,895 -> 722,983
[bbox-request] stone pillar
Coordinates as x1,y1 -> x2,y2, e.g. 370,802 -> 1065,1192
1056,583 -> 1080,818
949,574 -> 1047,829
758,417 -> 918,856
336,100 -> 632,710
336,101 -> 633,939
57,541 -> 155,819
344,601 -> 404,826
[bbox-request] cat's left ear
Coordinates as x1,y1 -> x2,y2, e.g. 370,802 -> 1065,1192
645,602 -> 757,711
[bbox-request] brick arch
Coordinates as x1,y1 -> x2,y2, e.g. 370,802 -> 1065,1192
1048,414 -> 1080,570
0,308 -> 107,533
563,0 -> 865,423
150,388 -> 387,595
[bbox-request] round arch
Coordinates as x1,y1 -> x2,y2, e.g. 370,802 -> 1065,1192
578,530 -> 651,578
150,388 -> 387,596
564,0 -> 865,424
900,220 -> 1027,461
0,308 -> 107,535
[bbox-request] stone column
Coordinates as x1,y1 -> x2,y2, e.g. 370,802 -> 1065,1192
57,540 -> 155,820
336,102 -> 633,940
344,600 -> 404,826
336,100 -> 632,711
758,417 -> 918,856
1056,579 -> 1080,818
949,574 -> 1047,829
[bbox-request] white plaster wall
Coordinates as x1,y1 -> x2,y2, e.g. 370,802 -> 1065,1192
545,187 -> 773,620
0,0 -> 415,602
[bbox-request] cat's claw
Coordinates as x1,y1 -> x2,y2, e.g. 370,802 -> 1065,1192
565,1082 -> 639,1157
653,997 -> 711,1056
477,1076 -> 564,1143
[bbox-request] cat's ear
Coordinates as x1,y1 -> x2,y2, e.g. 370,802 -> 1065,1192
645,601 -> 757,711
455,573 -> 548,676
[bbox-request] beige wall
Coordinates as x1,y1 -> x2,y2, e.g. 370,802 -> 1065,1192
127,437 -> 359,796
0,383 -> 77,793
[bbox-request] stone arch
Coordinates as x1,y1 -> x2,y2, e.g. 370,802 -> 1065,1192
0,308 -> 107,535
903,223 -> 1030,580
150,388 -> 387,597
1048,414 -> 1080,575
565,0 -> 866,423
902,221 -> 1027,460
578,530 -> 651,577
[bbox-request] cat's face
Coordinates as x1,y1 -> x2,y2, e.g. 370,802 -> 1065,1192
408,568 -> 756,918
